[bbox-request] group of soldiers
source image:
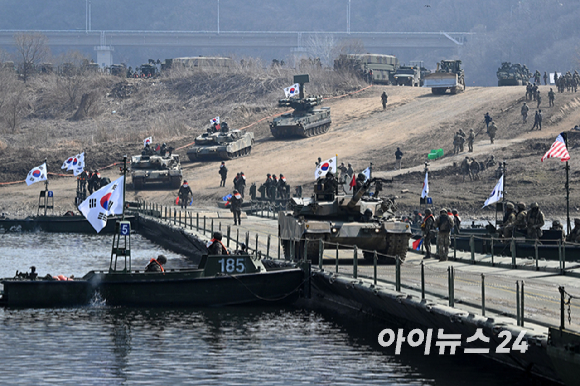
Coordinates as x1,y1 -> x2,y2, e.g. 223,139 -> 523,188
452,129 -> 475,154
142,142 -> 170,157
555,71 -> 580,93
498,202 -> 545,239
420,208 -> 462,261
232,172 -> 247,198
337,162 -> 355,183
78,169 -> 103,195
261,173 -> 289,200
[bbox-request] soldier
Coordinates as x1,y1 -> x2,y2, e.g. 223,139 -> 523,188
421,208 -> 435,259
467,129 -> 475,152
395,147 -> 403,170
531,110 -> 542,131
323,172 -> 338,196
353,173 -> 366,196
536,90 -> 542,109
228,189 -> 243,225
458,129 -> 466,152
484,112 -> 492,129
412,210 -> 423,226
207,231 -> 228,255
270,174 -> 279,199
566,219 -> 580,243
145,255 -> 167,273
178,180 -> 193,208
526,83 -> 533,100
160,143 -> 167,156
337,162 -> 348,183
550,220 -> 565,240
453,132 -> 461,155
381,91 -> 388,109
278,174 -> 288,199
525,202 -> 545,239
89,169 -> 101,192
500,202 -> 517,238
548,88 -> 555,107
451,209 -> 461,234
487,120 -> 498,144
514,202 -> 528,235
347,163 -> 354,179
233,173 -> 240,189
219,162 -> 228,187
237,172 -> 246,198
521,102 -> 529,123
543,71 -> 548,85
315,157 -> 322,167
436,208 -> 453,261
264,173 -> 273,199
532,84 -> 538,100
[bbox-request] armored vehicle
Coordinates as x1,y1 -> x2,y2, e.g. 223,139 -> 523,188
423,60 -> 465,94
187,127 -> 254,161
497,62 -> 531,86
334,54 -> 399,84
130,154 -> 182,190
110,64 -> 127,77
270,74 -> 331,139
278,177 -> 412,264
139,63 -> 157,77
393,66 -> 420,86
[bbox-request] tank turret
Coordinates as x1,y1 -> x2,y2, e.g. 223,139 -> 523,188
131,153 -> 182,190
187,128 -> 254,161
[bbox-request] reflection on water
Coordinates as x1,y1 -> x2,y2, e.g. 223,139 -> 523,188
0,233 -> 553,385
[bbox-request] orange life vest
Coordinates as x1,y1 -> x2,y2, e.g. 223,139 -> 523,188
148,258 -> 165,273
208,239 -> 229,255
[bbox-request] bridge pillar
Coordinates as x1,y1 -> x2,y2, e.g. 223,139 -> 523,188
95,45 -> 114,69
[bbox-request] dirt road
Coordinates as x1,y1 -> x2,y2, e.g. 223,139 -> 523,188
3,84 -> 580,219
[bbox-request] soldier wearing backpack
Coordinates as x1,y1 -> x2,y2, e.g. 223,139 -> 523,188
436,208 -> 453,261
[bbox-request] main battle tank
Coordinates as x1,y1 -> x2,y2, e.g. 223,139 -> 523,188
186,127 -> 254,161
497,62 -> 531,86
130,154 -> 182,190
269,74 -> 331,139
278,177 -> 411,264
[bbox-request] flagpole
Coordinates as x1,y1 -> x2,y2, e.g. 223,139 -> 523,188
44,157 -> 48,216
564,134 -> 571,235
122,155 -> 127,221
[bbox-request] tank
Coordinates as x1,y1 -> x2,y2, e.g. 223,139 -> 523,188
130,154 -> 182,190
187,128 -> 254,161
497,62 -> 531,86
278,177 -> 412,264
269,74 -> 331,139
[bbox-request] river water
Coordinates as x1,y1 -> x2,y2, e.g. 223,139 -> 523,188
0,233 -> 550,385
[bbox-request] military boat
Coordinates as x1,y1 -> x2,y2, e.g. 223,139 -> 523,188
0,214 -> 136,234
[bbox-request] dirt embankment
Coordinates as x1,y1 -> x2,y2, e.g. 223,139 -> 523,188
3,73 -> 580,221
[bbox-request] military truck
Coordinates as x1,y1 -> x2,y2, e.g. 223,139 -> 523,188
269,74 -> 331,139
139,63 -> 157,78
393,65 -> 420,86
278,177 -> 412,264
423,60 -> 465,94
497,62 -> 531,86
334,54 -> 399,84
110,64 -> 127,77
130,154 -> 182,190
187,126 -> 254,161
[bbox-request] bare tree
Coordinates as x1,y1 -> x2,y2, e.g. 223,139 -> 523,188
4,88 -> 29,133
331,39 -> 366,58
14,32 -> 50,82
305,34 -> 336,67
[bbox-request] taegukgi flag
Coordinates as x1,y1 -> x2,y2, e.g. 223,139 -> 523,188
26,163 -> 48,186
482,175 -> 503,208
421,171 -> 429,199
62,155 -> 76,170
315,156 -> 337,179
72,152 -> 85,176
284,83 -> 300,98
78,176 -> 125,233
210,116 -> 220,125
362,167 -> 371,181
143,137 -> 153,147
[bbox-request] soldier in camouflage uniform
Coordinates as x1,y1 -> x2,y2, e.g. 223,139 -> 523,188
566,219 -> 580,243
500,202 -> 517,238
421,208 -> 435,259
550,220 -> 565,240
467,129 -> 475,152
536,90 -> 542,109
458,129 -> 466,152
548,88 -> 555,107
525,202 -> 545,239
514,202 -> 528,235
521,102 -> 529,123
487,121 -> 498,144
435,208 -> 453,261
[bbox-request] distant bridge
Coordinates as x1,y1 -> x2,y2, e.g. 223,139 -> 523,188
0,30 -> 473,66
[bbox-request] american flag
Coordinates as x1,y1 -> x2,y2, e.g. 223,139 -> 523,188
541,133 -> 570,162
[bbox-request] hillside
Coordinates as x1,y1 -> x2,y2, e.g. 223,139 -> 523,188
2,75 -> 580,221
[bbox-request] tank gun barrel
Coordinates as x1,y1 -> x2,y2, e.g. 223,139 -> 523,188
347,177 -> 392,209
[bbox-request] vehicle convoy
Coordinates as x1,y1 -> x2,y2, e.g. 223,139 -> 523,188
278,177 -> 412,264
130,153 -> 182,189
497,62 -> 531,86
423,60 -> 465,94
269,74 -> 331,139
186,125 -> 254,161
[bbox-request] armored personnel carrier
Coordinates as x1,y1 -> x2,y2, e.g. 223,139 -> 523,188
186,126 -> 254,161
269,74 -> 331,139
497,62 -> 531,86
130,154 -> 182,190
278,177 -> 411,264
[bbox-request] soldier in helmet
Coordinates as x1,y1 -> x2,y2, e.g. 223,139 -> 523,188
219,162 -> 228,187
548,88 -> 555,107
487,120 -> 498,144
526,202 -> 545,239
207,231 -> 228,255
436,208 -> 453,261
467,129 -> 475,152
421,208 -> 435,259
550,220 -> 565,240
412,210 -> 423,226
451,209 -> 461,234
500,202 -> 517,238
566,219 -> 580,243
347,163 -> 354,179
353,173 -> 366,196
381,91 -> 388,109
513,202 -> 528,235
227,189 -> 243,225
521,103 -> 529,123
264,173 -> 273,199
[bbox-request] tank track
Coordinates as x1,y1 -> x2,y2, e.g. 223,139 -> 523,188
219,146 -> 252,160
281,238 -> 322,263
301,122 -> 331,138
386,233 -> 411,262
